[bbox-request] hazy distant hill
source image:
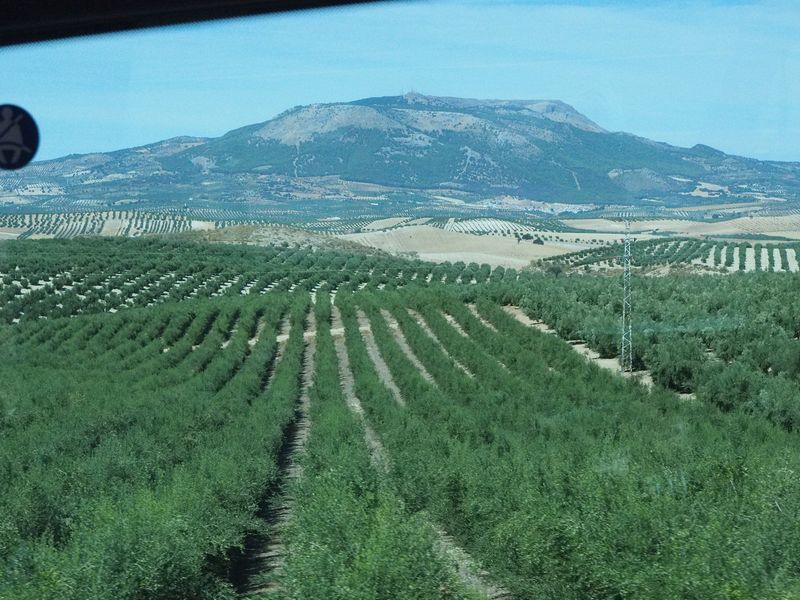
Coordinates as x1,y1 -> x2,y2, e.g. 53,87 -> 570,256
3,92 -> 800,212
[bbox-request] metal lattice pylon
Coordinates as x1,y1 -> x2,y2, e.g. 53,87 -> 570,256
620,220 -> 633,372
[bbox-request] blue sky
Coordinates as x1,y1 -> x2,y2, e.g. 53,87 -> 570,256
2,0 -> 799,161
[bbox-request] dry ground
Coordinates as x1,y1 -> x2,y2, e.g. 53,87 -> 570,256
340,224 -> 649,268
502,305 -> 657,389
188,224 -> 386,254
0,227 -> 25,240
565,214 -> 800,239
341,225 -> 575,268
362,217 -> 409,231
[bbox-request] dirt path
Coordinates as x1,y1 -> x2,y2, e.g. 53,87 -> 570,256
218,311 -> 243,350
434,531 -> 513,600
467,304 -> 497,332
248,316 -> 266,347
274,316 -> 292,343
502,305 -> 556,335
333,306 -> 511,599
408,308 -> 475,379
443,312 -> 468,337
277,313 -> 369,341
232,311 -> 315,596
330,321 -> 371,339
379,308 -> 436,385
408,309 -> 474,378
441,307 -> 512,373
221,331 -> 236,349
331,305 -> 391,472
356,308 -> 406,407
502,305 -> 657,390
264,316 -> 291,391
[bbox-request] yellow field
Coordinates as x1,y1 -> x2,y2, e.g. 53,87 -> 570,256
344,225 -> 579,267
565,214 -> 800,239
362,217 -> 409,231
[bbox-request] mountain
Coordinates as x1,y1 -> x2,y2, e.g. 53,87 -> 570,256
3,92 -> 800,212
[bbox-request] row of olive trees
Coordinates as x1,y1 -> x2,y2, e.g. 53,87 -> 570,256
340,286 -> 800,598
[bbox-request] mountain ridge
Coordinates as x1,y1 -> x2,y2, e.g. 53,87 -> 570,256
3,93 -> 799,212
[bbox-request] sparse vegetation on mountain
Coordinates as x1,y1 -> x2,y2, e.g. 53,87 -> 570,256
3,94 -> 800,213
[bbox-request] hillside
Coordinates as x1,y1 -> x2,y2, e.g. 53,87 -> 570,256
3,93 -> 800,213
4,236 -> 800,597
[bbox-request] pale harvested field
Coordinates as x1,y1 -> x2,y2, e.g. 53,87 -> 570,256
564,219 -> 628,233
668,202 -> 763,213
0,194 -> 34,206
565,215 -> 800,239
0,227 -> 25,240
688,181 -> 729,197
542,232 -> 640,244
363,217 -> 409,231
341,225 -> 573,268
100,219 -> 126,236
190,220 -> 215,231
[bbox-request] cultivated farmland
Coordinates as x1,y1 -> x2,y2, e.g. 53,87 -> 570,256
0,211 -> 208,239
3,236 -> 800,598
545,237 -> 800,273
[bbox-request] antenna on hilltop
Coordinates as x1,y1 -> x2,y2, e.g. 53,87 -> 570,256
620,220 -> 633,373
